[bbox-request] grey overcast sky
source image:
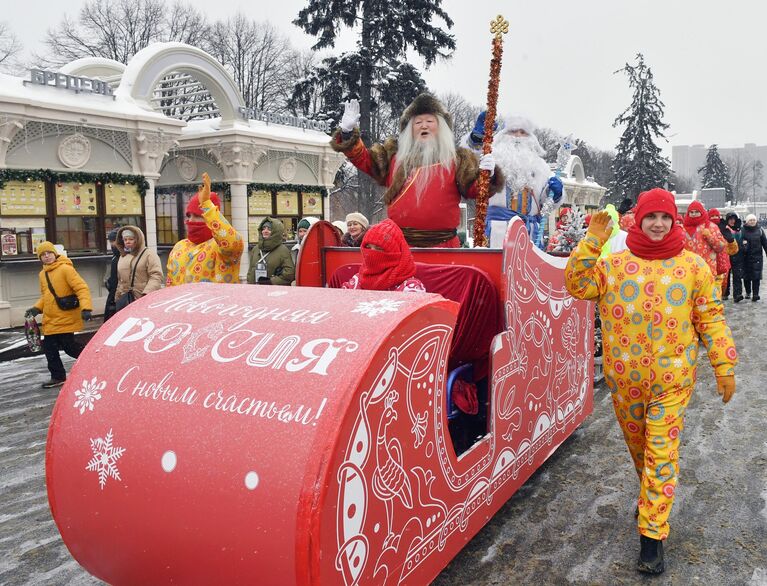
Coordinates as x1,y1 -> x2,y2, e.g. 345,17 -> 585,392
5,0 -> 766,156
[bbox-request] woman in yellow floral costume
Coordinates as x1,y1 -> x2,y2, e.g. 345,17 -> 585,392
166,172 -> 244,286
565,188 -> 737,575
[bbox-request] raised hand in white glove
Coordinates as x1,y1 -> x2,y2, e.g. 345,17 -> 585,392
479,152 -> 496,176
340,99 -> 361,133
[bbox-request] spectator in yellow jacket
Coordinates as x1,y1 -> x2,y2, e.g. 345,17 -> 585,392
166,172 -> 244,286
565,189 -> 737,575
25,241 -> 93,388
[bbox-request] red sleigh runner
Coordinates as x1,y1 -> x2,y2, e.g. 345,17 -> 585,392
46,217 -> 594,585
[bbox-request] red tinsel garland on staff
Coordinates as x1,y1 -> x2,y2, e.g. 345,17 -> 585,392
473,15 -> 508,248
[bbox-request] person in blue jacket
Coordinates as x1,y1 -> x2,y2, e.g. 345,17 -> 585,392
466,112 -> 564,248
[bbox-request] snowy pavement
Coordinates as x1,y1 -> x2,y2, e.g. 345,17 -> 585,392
0,299 -> 766,585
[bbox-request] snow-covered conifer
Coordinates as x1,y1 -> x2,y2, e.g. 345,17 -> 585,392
608,54 -> 671,205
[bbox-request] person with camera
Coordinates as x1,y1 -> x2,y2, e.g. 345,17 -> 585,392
25,241 -> 93,389
246,217 -> 295,286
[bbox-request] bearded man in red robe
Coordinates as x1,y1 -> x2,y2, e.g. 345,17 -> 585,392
331,94 -> 505,248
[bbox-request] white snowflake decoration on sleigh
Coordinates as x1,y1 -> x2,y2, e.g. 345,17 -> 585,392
352,299 -> 405,318
85,429 -> 125,490
73,377 -> 106,414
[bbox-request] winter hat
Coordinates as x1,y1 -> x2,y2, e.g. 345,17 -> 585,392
186,191 -> 221,216
745,214 -> 758,224
121,229 -> 135,239
357,219 -> 416,290
36,241 -> 59,258
708,208 -> 721,221
505,115 -> 536,136
346,212 -> 369,229
261,220 -> 273,230
625,189 -> 686,260
297,217 -> 320,231
634,188 -> 678,225
332,220 -> 347,234
399,93 -> 453,132
617,197 -> 634,215
684,200 -> 708,234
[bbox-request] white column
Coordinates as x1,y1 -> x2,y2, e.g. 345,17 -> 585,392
229,181 -> 250,282
144,176 -> 159,251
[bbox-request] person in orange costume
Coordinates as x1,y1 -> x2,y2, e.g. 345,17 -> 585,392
330,94 -> 505,248
707,208 -> 739,298
565,188 -> 737,575
683,200 -> 726,277
166,172 -> 244,286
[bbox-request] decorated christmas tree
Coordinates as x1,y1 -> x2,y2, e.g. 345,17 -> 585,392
547,206 -> 587,253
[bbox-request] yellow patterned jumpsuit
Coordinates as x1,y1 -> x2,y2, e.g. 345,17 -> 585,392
165,200 -> 244,286
565,233 -> 737,540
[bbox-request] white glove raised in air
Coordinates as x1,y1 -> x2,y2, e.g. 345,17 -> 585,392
340,99 -> 361,133
479,152 -> 496,176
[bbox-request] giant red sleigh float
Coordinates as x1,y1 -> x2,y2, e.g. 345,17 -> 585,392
46,218 -> 594,585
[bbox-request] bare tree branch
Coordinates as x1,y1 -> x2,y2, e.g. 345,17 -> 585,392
0,22 -> 22,71
439,92 -> 481,143
207,15 -> 296,112
35,0 -> 207,67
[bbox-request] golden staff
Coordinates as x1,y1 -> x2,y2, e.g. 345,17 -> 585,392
473,14 -> 509,248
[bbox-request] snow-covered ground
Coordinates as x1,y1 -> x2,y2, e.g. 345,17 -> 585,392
1,297 -> 766,584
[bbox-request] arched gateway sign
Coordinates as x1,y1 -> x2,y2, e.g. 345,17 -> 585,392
117,43 -> 246,127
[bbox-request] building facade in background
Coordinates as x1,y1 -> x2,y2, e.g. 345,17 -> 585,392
673,144 -> 767,193
673,143 -> 767,225
0,43 -> 345,327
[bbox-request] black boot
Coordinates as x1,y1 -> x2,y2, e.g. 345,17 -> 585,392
637,535 -> 665,574
734,295 -> 744,303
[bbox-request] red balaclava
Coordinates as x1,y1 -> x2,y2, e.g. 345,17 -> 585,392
684,200 -> 707,236
625,188 -> 686,260
357,219 -> 416,290
185,191 -> 222,244
708,208 -> 721,223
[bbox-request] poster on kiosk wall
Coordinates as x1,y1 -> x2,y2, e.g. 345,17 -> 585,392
55,182 -> 98,216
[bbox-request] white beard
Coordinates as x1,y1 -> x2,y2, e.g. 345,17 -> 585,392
398,135 -> 442,175
492,133 -> 551,198
396,133 -> 454,206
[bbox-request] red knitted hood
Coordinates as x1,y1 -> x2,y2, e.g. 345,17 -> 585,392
357,220 -> 416,291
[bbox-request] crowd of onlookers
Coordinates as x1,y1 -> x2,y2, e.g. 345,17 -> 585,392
21,169 -> 767,397
615,199 -> 767,303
